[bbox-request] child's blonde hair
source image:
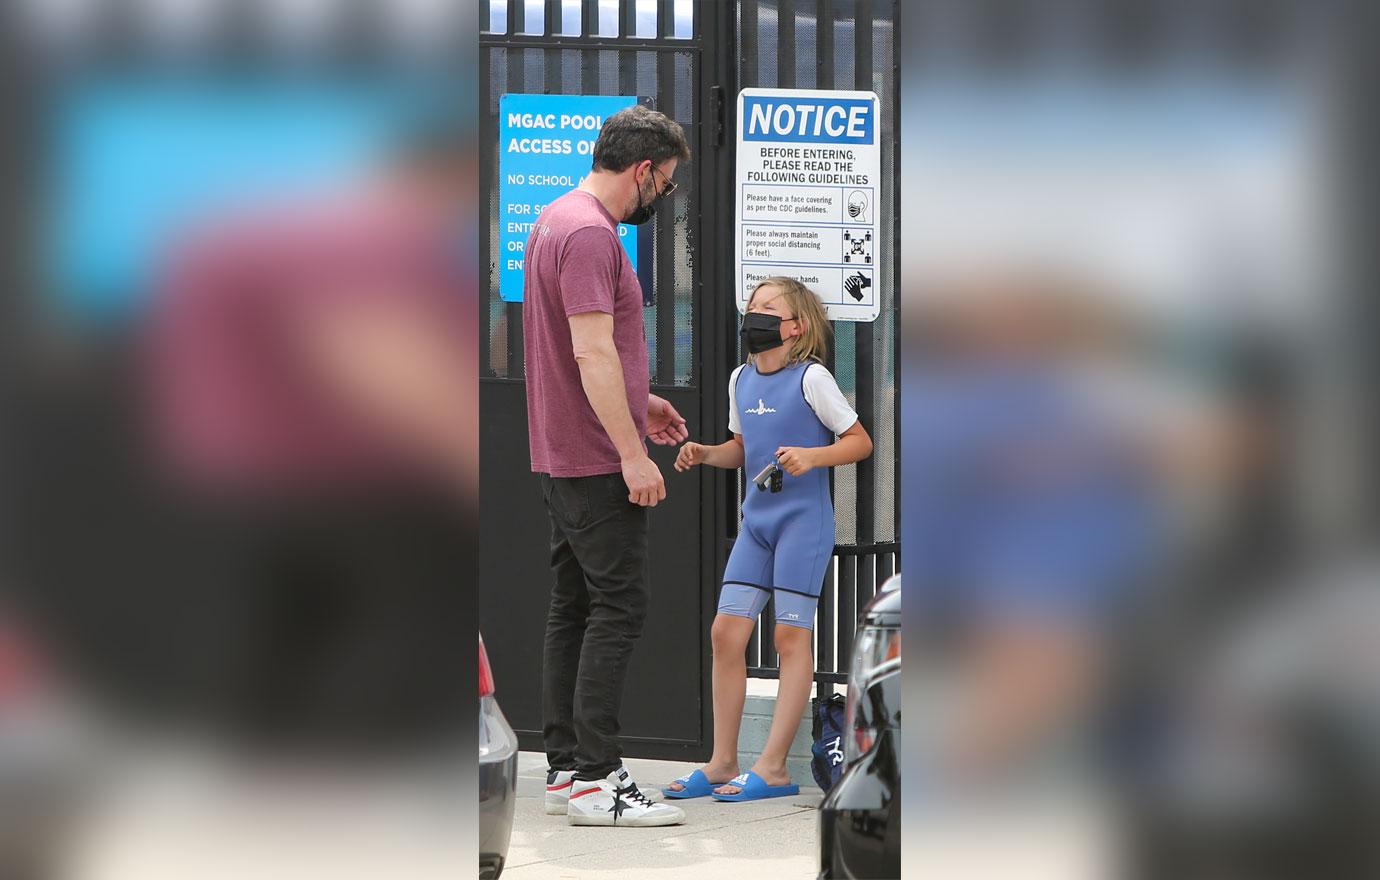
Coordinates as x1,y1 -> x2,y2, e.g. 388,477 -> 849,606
747,276 -> 831,366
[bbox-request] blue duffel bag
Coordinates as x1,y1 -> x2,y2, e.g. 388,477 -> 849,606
810,693 -> 848,793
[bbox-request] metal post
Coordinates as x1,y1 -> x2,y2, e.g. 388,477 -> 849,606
854,0 -> 877,608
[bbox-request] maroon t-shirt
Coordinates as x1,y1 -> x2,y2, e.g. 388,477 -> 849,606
523,189 -> 649,477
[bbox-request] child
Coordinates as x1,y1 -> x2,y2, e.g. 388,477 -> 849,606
663,277 -> 872,801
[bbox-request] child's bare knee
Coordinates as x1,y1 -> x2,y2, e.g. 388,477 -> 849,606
712,614 -> 750,654
773,625 -> 812,656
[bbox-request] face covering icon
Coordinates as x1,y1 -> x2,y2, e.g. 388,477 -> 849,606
846,191 -> 868,221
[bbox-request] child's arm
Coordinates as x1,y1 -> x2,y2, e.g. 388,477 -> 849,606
776,420 -> 872,475
674,435 -> 745,472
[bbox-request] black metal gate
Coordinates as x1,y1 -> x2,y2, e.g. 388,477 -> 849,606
730,0 -> 901,702
478,0 -> 724,761
478,0 -> 899,760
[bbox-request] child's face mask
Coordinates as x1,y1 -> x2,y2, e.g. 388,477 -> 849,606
741,312 -> 786,354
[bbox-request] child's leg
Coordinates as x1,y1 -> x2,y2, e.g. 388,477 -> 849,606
709,612 -> 757,767
665,581 -> 766,792
759,621 -> 813,771
668,531 -> 773,793
717,590 -> 811,794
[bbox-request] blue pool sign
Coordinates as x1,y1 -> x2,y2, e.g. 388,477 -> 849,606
736,88 -> 881,322
498,93 -> 640,302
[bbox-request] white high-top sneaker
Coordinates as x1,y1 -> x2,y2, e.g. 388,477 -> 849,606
546,765 -> 660,815
545,769 -> 577,815
567,766 -> 685,827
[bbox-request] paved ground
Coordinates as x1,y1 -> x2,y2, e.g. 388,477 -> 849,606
503,751 -> 823,880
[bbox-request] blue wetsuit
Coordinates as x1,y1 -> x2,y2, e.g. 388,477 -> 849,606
719,361 -> 837,629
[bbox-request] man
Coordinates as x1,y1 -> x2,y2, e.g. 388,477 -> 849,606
523,105 -> 690,827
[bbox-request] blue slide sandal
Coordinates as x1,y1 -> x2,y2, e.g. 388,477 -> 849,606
710,771 -> 799,802
662,768 -> 716,799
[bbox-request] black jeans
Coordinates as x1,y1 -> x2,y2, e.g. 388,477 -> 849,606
539,472 -> 648,781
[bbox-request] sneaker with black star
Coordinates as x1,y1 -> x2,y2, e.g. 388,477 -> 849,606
566,766 -> 685,826
544,768 -> 577,815
546,764 -> 661,815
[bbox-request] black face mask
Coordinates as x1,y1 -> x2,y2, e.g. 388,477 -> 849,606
740,312 -> 785,354
624,169 -> 664,226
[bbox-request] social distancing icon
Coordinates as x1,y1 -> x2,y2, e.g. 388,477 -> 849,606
842,228 -> 872,263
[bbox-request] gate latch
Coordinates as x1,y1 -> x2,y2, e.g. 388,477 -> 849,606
711,85 -> 726,146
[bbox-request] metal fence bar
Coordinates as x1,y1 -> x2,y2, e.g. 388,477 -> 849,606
817,0 -> 835,89
621,0 -> 638,38
659,0 -> 676,39
581,35 -> 600,93
519,43 -> 562,378
816,557 -> 835,699
740,0 -> 758,89
480,35 -> 695,50
838,552 -> 856,662
582,0 -> 600,37
504,31 -> 526,377
853,0 -> 877,625
778,0 -> 796,89
619,46 -> 636,98
815,1 -> 843,691
833,542 -> 898,556
749,668 -> 848,683
655,48 -> 677,384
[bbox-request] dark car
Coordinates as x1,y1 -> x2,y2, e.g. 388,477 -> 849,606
479,634 -> 518,879
819,574 -> 901,880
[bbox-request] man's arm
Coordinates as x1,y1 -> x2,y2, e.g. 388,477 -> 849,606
568,311 -> 665,507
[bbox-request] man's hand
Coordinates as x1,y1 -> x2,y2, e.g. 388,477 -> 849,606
622,454 -> 667,507
674,442 -> 707,472
647,394 -> 689,446
775,446 -> 818,476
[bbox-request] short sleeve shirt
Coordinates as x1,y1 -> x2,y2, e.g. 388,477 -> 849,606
523,190 -> 650,476
728,362 -> 858,436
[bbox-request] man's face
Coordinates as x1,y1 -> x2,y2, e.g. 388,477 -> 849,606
628,157 -> 679,218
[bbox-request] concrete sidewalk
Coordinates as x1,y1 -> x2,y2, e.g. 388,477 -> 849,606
502,751 -> 822,879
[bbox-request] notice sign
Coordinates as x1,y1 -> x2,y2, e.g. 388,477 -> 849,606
735,88 -> 881,322
499,93 -> 639,302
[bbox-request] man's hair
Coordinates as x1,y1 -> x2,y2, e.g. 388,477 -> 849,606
591,105 -> 691,173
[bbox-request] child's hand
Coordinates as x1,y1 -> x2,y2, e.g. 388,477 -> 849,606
675,441 -> 707,472
775,446 -> 817,476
